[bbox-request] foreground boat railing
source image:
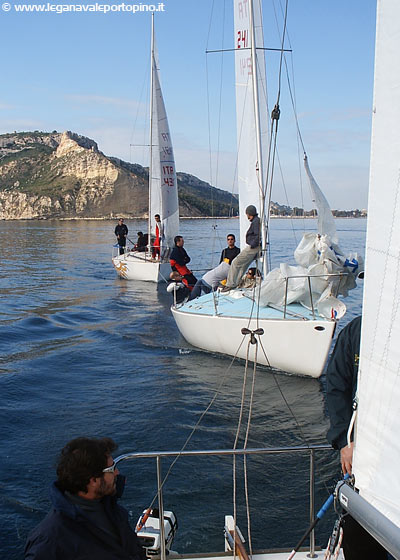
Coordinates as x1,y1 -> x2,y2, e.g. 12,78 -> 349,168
115,444 -> 332,560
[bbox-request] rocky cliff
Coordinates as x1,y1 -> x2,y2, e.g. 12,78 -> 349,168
0,131 -> 238,220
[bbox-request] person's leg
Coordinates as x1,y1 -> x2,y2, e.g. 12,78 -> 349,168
188,279 -> 203,300
184,273 -> 198,288
225,247 -> 259,288
203,282 -> 212,294
342,515 -> 388,560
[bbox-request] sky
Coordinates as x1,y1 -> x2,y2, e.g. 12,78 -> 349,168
0,0 -> 377,210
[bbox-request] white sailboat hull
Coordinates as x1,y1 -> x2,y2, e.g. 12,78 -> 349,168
171,297 -> 335,378
112,253 -> 170,283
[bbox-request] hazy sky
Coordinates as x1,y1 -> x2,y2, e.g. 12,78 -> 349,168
1,0 -> 376,209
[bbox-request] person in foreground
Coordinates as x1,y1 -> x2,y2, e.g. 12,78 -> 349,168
326,316 -> 387,560
220,205 -> 261,292
24,437 -> 146,560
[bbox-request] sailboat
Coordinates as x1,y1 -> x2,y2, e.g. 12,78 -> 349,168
171,0 -> 360,378
112,16 -> 179,283
335,0 -> 400,556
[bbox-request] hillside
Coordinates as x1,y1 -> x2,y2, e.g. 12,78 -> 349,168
0,131 -> 238,219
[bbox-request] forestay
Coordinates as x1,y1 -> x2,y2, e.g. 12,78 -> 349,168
150,38 -> 179,251
352,0 -> 400,529
234,0 -> 269,250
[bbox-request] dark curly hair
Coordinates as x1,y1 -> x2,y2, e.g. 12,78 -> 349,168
56,437 -> 117,494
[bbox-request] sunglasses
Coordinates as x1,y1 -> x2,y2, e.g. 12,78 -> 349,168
102,460 -> 117,474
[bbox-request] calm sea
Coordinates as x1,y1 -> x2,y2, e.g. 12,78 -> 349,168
0,218 -> 365,558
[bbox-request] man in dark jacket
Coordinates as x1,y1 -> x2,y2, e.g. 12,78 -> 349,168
115,219 -> 128,255
326,317 -> 387,560
221,205 -> 261,292
25,437 -> 146,560
219,234 -> 240,265
169,236 -> 197,291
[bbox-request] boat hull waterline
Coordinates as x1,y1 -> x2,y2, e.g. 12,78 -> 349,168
112,253 -> 171,283
172,298 -> 335,378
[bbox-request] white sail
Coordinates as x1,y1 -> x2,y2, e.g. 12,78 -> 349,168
234,0 -> 269,249
304,155 -> 338,244
353,0 -> 400,530
150,39 -> 179,250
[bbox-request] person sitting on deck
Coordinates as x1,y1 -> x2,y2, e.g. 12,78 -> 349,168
134,232 -> 148,253
220,205 -> 261,292
169,236 -> 197,291
188,261 -> 230,301
237,267 -> 262,289
167,271 -> 190,304
219,233 -> 240,264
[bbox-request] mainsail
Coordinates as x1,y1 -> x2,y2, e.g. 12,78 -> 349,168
233,0 -> 269,250
351,0 -> 400,534
149,36 -> 179,251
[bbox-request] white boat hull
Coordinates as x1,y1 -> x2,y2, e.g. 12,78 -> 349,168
171,299 -> 336,378
112,252 -> 171,283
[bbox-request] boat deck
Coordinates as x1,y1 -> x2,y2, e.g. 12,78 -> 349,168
177,291 -> 322,322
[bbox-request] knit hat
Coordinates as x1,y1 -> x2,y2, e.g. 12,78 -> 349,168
245,205 -> 257,216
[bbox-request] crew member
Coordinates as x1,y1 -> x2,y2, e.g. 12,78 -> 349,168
25,437 -> 146,560
221,205 -> 261,292
170,236 -> 197,291
219,234 -> 240,264
114,218 -> 128,255
152,214 -> 164,260
326,316 -> 387,560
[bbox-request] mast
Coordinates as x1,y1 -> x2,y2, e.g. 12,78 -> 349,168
249,0 -> 268,277
148,13 -> 155,254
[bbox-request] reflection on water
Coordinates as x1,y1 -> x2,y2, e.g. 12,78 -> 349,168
0,218 -> 365,558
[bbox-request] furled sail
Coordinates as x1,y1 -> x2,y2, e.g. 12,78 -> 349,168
234,0 -> 269,249
150,39 -> 179,251
352,0 -> 400,534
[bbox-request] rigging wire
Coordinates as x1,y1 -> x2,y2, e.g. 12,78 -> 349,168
139,331 -> 249,514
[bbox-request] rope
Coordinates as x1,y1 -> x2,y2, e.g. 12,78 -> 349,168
141,331 -> 249,514
232,333 -> 258,560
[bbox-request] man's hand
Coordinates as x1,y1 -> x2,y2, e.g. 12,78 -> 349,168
340,442 -> 354,475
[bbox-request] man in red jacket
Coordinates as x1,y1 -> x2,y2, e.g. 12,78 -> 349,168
169,236 -> 197,291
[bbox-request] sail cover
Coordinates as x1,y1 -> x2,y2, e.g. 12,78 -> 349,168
150,40 -> 179,250
353,0 -> 400,530
234,0 -> 269,249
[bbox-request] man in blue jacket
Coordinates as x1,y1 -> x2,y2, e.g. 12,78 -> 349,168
326,317 -> 387,560
25,437 -> 146,560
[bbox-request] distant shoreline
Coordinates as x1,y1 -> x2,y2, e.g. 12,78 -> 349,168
1,215 -> 367,221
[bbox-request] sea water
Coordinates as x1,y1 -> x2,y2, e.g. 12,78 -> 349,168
0,218 -> 365,558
